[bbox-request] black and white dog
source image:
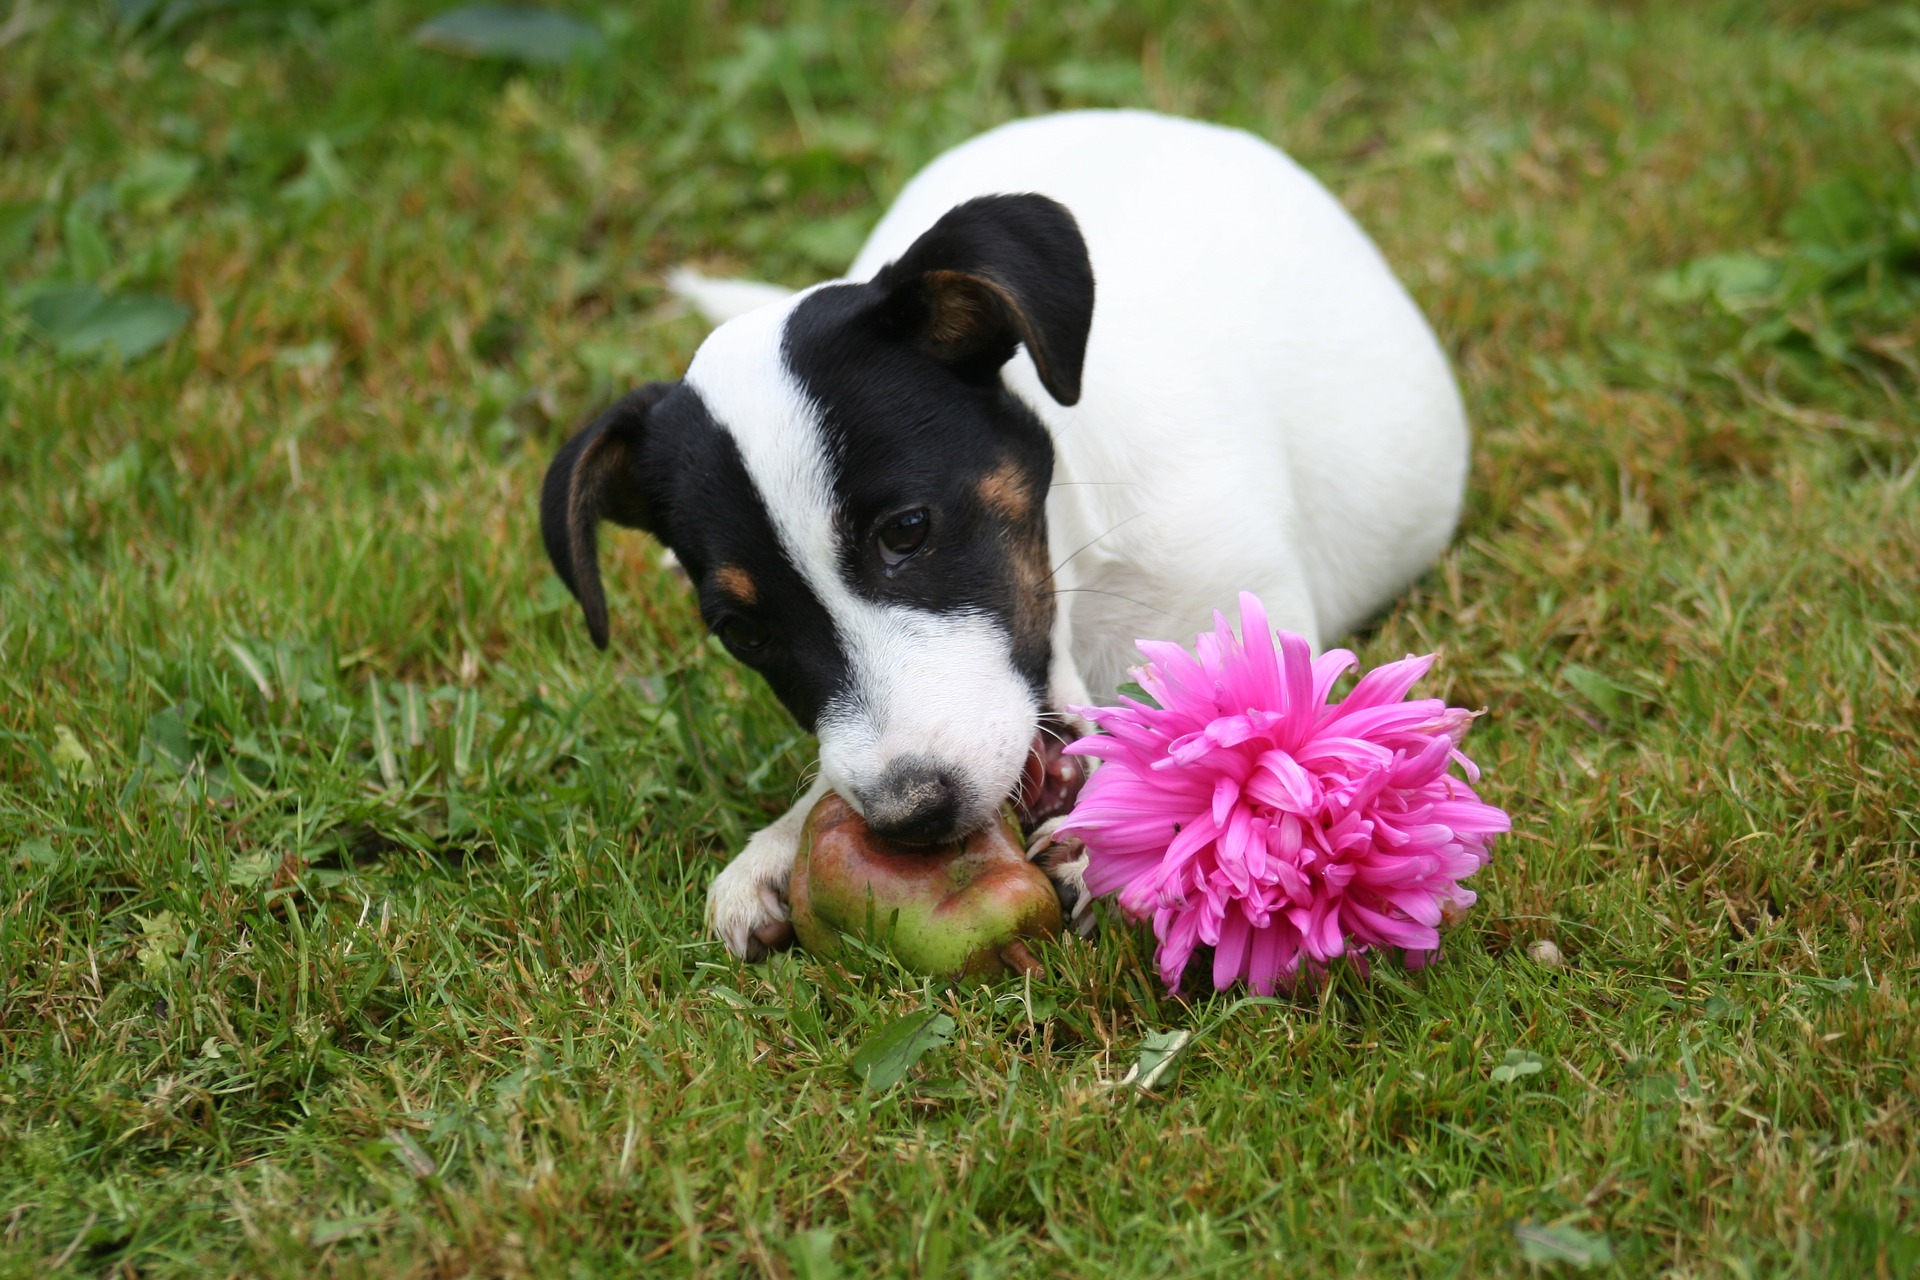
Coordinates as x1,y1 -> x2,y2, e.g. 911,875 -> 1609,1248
541,111 -> 1469,960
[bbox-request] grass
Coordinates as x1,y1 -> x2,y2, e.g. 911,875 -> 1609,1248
2,1 -> 1918,1275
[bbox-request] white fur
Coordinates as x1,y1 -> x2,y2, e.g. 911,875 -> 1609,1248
707,776 -> 828,960
703,110 -> 1469,958
664,267 -> 794,325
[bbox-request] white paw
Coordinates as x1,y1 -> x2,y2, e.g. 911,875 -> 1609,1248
705,829 -> 798,962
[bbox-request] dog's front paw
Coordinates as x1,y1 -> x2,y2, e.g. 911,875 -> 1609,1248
706,834 -> 798,962
1028,818 -> 1097,938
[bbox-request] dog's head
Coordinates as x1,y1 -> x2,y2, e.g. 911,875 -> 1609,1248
541,194 -> 1094,844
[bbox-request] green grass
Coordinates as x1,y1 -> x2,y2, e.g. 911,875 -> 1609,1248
3,1 -> 1918,1275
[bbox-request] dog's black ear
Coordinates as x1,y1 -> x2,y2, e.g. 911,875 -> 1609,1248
540,382 -> 674,649
869,194 -> 1094,406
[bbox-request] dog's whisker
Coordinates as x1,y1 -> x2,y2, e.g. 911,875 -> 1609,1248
1036,720 -> 1075,748
1045,585 -> 1179,620
1048,510 -> 1146,579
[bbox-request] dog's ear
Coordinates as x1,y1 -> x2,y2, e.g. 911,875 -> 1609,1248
869,194 -> 1094,406
540,382 -> 674,649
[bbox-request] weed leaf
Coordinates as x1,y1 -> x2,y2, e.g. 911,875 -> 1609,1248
784,1227 -> 840,1280
13,838 -> 57,868
413,6 -> 605,65
135,911 -> 186,977
115,151 -> 200,215
225,850 -> 277,889
62,208 -> 110,281
280,136 -> 351,208
385,1130 -> 438,1179
1515,1221 -> 1614,1267
26,286 -> 189,361
1125,1028 -> 1192,1092
51,726 -> 99,784
1492,1048 -> 1545,1085
139,704 -> 198,774
1045,59 -> 1143,102
0,202 -> 43,264
849,1010 -> 955,1091
1562,664 -> 1638,721
1653,252 -> 1779,309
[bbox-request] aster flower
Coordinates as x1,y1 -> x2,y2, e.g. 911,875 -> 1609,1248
1058,593 -> 1509,995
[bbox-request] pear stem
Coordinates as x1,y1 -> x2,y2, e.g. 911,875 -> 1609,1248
998,940 -> 1046,978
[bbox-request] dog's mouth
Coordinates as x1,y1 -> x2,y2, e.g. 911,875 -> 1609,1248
1013,714 -> 1089,833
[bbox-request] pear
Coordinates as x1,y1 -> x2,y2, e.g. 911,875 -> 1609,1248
788,793 -> 1064,979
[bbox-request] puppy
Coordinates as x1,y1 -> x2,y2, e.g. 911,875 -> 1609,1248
541,110 -> 1469,961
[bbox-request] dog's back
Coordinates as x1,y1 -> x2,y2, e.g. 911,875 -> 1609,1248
849,111 -> 1468,694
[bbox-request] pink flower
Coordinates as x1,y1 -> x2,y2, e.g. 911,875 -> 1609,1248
1058,593 -> 1509,995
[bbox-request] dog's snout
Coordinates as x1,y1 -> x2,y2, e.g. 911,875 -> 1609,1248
861,758 -> 968,846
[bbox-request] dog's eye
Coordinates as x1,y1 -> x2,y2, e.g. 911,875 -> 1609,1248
717,617 -> 770,653
877,508 -> 930,567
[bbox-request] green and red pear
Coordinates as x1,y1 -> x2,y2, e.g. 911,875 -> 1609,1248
788,792 -> 1063,980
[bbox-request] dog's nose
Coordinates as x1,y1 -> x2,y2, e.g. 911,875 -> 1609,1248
862,758 -> 966,846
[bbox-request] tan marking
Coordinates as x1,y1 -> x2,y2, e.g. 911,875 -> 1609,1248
977,459 -> 1033,521
714,564 -> 758,605
1007,516 -> 1055,675
923,270 -> 994,346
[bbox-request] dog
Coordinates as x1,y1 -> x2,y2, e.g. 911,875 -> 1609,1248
540,110 -> 1469,961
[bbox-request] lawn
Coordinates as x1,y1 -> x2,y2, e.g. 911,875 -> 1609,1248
3,2 -> 1918,1275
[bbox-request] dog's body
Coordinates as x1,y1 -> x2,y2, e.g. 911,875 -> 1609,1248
543,111 -> 1468,960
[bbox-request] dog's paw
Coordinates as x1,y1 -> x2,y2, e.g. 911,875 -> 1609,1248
706,835 -> 798,962
1028,819 -> 1097,938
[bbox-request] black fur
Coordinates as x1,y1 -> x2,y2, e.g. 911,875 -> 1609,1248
539,383 -> 671,649
868,194 -> 1094,405
543,382 -> 852,729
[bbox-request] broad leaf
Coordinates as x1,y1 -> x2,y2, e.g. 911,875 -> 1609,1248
413,6 -> 605,65
1118,998 -> 1277,1093
849,1010 -> 954,1090
1784,177 -> 1879,251
1653,253 -> 1779,310
225,849 -> 277,889
1124,1028 -> 1192,1091
279,136 -> 351,208
50,727 -> 98,783
1561,664 -> 1641,722
26,285 -> 190,361
789,211 -> 873,272
1515,1221 -> 1614,1267
135,911 -> 186,977
13,838 -> 57,868
1491,1048 -> 1544,1084
309,1216 -> 381,1248
62,209 -> 111,281
115,151 -> 201,214
0,202 -> 43,265
385,1130 -> 438,1178
1045,59 -> 1144,102
784,1227 -> 840,1280
139,704 -> 198,774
